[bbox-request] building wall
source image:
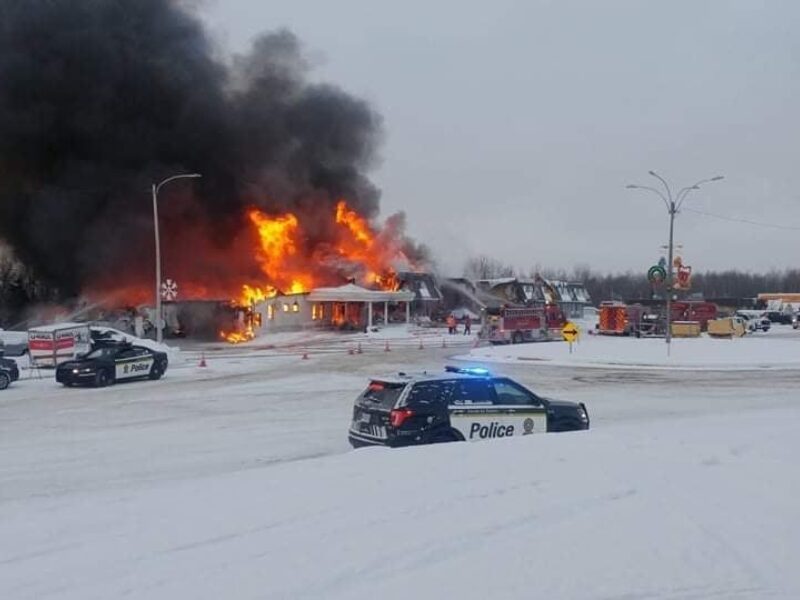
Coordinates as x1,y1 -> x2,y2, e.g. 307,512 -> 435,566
253,294 -> 370,333
255,294 -> 319,333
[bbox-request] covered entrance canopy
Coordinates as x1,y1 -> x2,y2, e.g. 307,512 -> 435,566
307,283 -> 415,328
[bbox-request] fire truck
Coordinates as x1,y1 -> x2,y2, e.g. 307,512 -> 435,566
598,302 -> 664,336
480,305 -> 566,344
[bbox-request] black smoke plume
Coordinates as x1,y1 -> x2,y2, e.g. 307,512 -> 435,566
0,0 -> 400,301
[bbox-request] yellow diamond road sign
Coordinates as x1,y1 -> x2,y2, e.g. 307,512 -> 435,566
562,322 -> 579,342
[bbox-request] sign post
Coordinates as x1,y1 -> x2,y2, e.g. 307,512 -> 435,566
562,321 -> 579,354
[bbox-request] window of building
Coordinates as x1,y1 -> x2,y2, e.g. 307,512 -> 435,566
312,303 -> 325,320
267,304 -> 275,320
282,303 -> 289,313
292,301 -> 300,313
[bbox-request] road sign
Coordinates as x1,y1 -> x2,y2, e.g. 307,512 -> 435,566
562,322 -> 579,343
161,278 -> 178,301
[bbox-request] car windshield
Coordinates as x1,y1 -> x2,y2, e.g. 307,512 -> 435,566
359,381 -> 406,409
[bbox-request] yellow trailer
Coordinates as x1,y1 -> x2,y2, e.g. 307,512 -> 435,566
671,321 -> 701,338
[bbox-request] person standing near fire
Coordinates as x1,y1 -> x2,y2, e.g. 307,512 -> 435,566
446,314 -> 456,334
463,314 -> 472,336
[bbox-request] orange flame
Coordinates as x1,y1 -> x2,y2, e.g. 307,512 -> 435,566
247,209 -> 314,296
220,325 -> 256,344
336,200 -> 373,246
220,200 -> 415,342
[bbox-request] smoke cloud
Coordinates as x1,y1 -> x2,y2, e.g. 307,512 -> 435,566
0,0 -> 408,301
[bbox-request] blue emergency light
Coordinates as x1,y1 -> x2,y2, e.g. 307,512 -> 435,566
445,366 -> 490,376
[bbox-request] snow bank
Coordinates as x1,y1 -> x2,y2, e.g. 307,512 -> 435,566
2,410 -> 798,599
462,332 -> 800,370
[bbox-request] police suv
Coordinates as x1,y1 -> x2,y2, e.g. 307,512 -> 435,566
55,342 -> 168,387
348,366 -> 589,448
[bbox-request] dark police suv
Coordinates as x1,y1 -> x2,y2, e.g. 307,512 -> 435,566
56,342 -> 168,387
348,366 -> 589,448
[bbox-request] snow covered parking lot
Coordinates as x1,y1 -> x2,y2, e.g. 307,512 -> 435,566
1,338 -> 800,599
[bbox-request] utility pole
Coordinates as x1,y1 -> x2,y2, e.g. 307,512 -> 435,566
152,173 -> 202,343
627,172 -> 723,355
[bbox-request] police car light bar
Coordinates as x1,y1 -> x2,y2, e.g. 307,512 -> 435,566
444,366 -> 491,376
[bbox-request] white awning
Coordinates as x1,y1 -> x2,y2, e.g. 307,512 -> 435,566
307,283 -> 414,303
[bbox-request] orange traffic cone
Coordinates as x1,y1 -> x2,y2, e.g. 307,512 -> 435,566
198,353 -> 207,368
384,340 -> 391,352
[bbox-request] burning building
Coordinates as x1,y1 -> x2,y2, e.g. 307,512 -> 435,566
253,283 -> 414,334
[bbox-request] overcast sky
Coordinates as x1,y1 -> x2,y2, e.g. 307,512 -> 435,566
199,0 -> 800,276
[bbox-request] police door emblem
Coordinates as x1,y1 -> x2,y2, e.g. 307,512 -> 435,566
522,418 -> 534,435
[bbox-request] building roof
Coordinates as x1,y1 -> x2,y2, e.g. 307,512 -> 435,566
545,280 -> 592,303
397,271 -> 443,302
307,283 -> 414,303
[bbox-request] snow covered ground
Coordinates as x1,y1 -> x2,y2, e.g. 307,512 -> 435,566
2,339 -> 799,599
462,326 -> 800,370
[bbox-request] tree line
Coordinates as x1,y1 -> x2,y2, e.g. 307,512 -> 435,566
462,255 -> 800,303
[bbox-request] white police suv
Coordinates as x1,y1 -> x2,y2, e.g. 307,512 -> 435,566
348,366 -> 589,448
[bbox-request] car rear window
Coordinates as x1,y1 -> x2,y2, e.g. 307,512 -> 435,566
359,381 -> 406,409
405,380 -> 454,407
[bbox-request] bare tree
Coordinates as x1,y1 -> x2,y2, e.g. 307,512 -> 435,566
463,255 -> 516,280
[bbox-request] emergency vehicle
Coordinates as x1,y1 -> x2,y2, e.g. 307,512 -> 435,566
348,366 -> 589,448
480,305 -> 566,344
55,341 -> 168,387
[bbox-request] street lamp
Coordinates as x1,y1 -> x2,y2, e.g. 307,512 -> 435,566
152,173 -> 202,343
626,172 -> 723,354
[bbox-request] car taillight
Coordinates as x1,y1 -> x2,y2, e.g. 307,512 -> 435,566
390,408 -> 414,428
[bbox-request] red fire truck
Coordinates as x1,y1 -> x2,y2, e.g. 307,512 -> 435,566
480,305 -> 566,344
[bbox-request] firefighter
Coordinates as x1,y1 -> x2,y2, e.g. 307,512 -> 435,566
463,314 -> 472,336
447,314 -> 456,334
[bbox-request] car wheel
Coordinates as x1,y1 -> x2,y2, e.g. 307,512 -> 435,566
94,369 -> 112,387
511,331 -> 523,344
149,360 -> 164,380
0,372 -> 9,390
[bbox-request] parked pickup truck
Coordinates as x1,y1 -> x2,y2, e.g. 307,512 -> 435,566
734,311 -> 771,333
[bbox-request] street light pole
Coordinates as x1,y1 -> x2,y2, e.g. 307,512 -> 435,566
152,173 -> 202,343
626,172 -> 723,355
